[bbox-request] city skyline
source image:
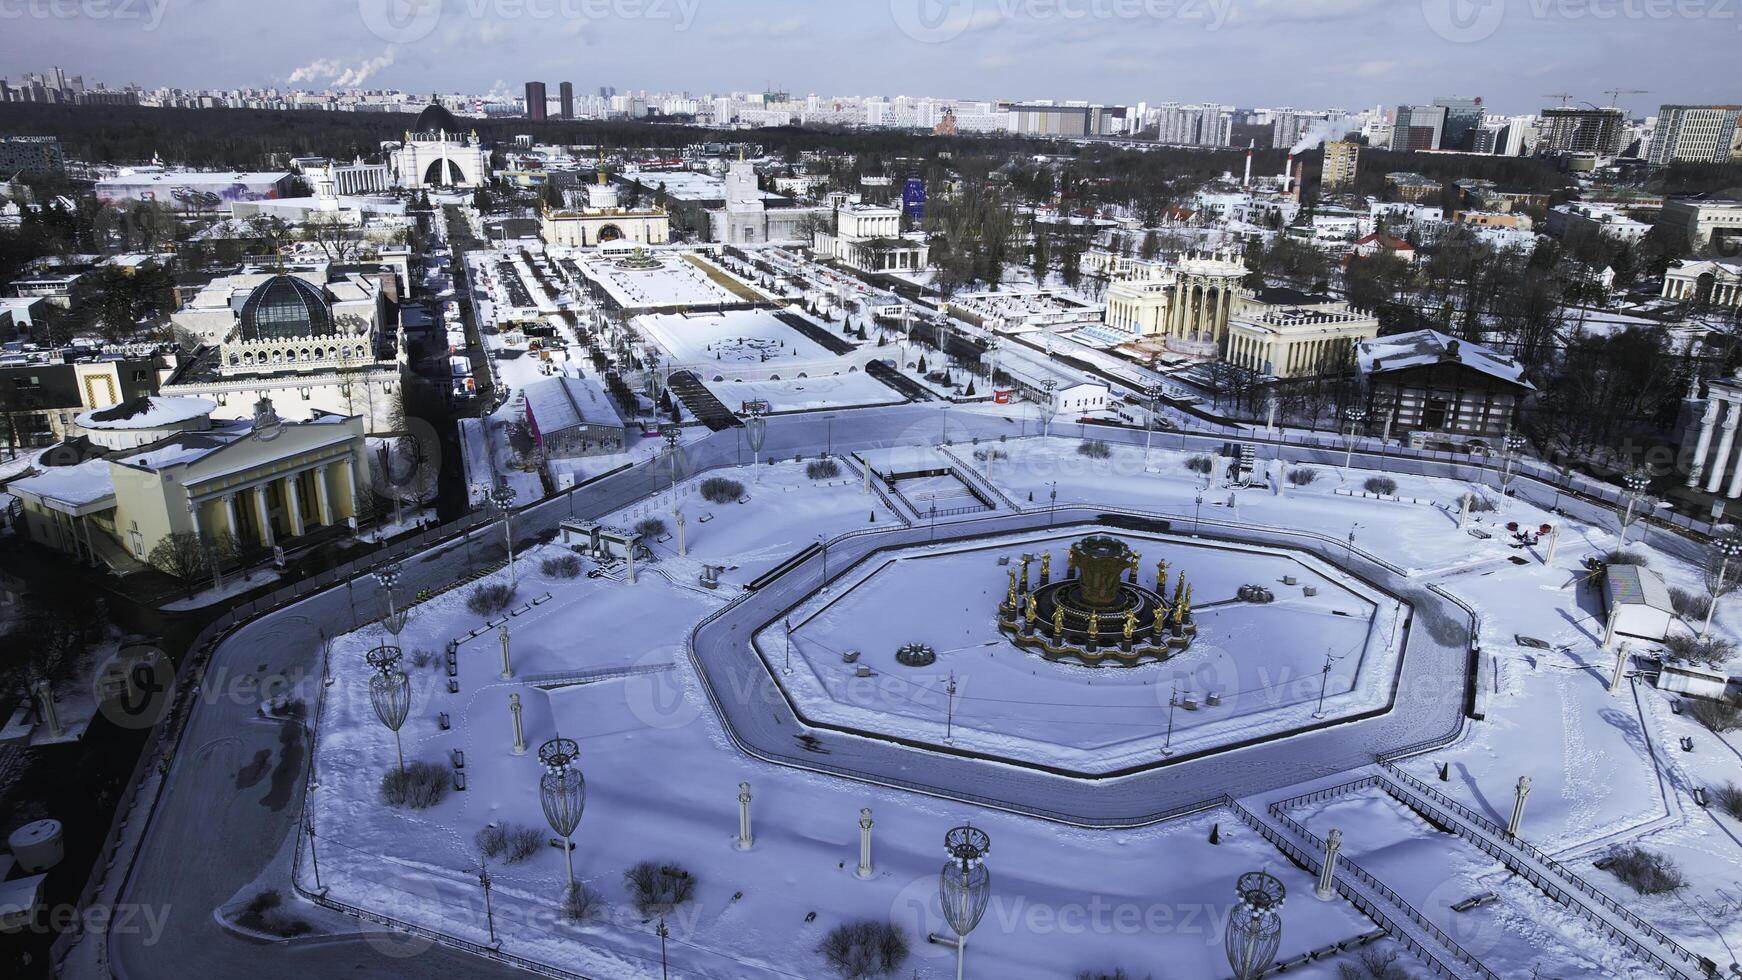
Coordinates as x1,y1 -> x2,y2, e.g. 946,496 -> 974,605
0,0 -> 1737,116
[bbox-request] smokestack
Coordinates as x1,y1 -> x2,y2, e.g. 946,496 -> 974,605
1243,140 -> 1253,188
1293,160 -> 1305,203
1284,152 -> 1295,191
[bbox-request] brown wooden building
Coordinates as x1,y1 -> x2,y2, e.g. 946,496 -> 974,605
1355,330 -> 1534,442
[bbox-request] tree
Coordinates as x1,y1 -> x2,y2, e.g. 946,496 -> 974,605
148,531 -> 209,597
1139,229 -> 1161,261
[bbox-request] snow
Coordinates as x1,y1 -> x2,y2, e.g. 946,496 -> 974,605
701,373 -> 904,413
303,426 -> 1742,979
637,308 -> 838,368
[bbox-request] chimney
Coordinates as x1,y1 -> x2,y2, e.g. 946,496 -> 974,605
1293,161 -> 1305,203
1283,151 -> 1295,190
1243,140 -> 1254,188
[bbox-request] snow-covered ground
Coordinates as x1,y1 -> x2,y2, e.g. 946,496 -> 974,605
701,373 -> 905,413
305,432 -> 1742,979
637,308 -> 840,368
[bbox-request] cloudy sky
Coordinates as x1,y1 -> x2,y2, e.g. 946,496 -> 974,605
3,0 -> 1737,115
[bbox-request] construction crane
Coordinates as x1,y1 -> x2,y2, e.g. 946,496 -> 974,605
1603,88 -> 1650,109
1542,93 -> 1577,107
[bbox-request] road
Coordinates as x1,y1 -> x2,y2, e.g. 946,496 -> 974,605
109,403 -> 1508,978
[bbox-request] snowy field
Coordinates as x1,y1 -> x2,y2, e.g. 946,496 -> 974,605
637,308 -> 840,368
564,249 -> 742,309
701,373 -> 905,413
305,431 -> 1742,978
772,529 -> 1400,771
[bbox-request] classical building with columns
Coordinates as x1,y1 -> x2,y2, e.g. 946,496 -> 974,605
1225,300 -> 1380,379
7,396 -> 372,570
1662,258 -> 1742,307
1678,373 -> 1742,497
387,103 -> 491,190
1102,250 -> 1247,355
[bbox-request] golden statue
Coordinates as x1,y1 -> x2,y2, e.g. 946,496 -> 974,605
1066,549 -> 1077,578
1019,556 -> 1030,593
1088,610 -> 1100,641
1154,604 -> 1168,634
1129,551 -> 1141,583
1039,551 -> 1051,584
1156,559 -> 1169,595
1052,605 -> 1065,637
1175,570 -> 1188,602
1174,590 -> 1189,624
1025,593 -> 1038,626
1123,609 -> 1136,642
1006,569 -> 1018,610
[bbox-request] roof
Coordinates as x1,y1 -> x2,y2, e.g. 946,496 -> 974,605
524,375 -> 625,434
7,457 -> 116,511
1355,329 -> 1534,390
77,396 -> 214,431
413,103 -> 462,135
1605,564 -> 1673,613
238,275 -> 335,343
1354,232 -> 1415,251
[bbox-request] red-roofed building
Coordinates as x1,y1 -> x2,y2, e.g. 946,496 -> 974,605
1350,232 -> 1418,264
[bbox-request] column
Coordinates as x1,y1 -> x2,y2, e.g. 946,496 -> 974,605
1689,399 -> 1719,487
224,494 -> 241,540
314,465 -> 334,526
1707,401 -> 1739,495
283,473 -> 305,537
253,485 -> 275,549
1726,433 -> 1742,499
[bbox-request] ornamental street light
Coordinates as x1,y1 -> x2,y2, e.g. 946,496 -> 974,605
745,405 -> 768,484
663,426 -> 683,502
1341,408 -> 1367,476
1225,871 -> 1286,980
1618,470 -> 1650,546
490,484 -> 518,588
366,645 -> 411,774
1702,536 -> 1742,639
1144,383 -> 1164,469
538,737 -> 586,889
377,560 -> 406,636
1501,433 -> 1527,491
937,825 -> 992,980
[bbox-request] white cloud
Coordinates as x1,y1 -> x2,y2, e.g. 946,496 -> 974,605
287,46 -> 399,88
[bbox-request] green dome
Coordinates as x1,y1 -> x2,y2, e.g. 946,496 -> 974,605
239,275 -> 333,343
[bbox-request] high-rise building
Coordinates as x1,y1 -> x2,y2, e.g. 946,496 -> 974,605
1392,105 -> 1448,153
1154,102 -> 1232,147
1539,106 -> 1626,157
559,81 -> 574,120
1433,96 -> 1484,151
1648,105 -> 1742,166
1321,140 -> 1360,192
525,81 -> 547,121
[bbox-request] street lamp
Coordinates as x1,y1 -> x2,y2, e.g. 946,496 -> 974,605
1341,408 -> 1367,476
745,404 -> 768,484
1225,871 -> 1286,980
817,533 -> 830,593
1618,470 -> 1650,546
1194,491 -> 1205,536
938,825 -> 992,980
538,737 -> 586,889
1701,536 -> 1742,639
490,484 -> 518,588
1048,482 -> 1058,527
377,560 -> 406,636
366,645 -> 411,774
1346,523 -> 1361,562
1313,649 -> 1346,719
1163,684 -> 1181,756
1143,382 -> 1164,470
1501,433 -> 1527,492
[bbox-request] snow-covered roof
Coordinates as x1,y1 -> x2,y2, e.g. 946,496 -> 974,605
524,375 -> 625,434
76,396 -> 215,431
1604,564 -> 1673,613
1355,330 -> 1534,390
7,458 -> 116,511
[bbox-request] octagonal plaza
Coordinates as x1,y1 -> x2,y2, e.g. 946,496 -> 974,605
758,525 -> 1406,774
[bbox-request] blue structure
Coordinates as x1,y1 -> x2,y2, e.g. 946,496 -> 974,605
902,177 -> 927,222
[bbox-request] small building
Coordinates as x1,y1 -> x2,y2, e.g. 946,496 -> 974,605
1602,564 -> 1674,643
1225,301 -> 1380,379
1655,660 -> 1732,702
1355,330 -> 1534,442
1662,258 -> 1742,308
1350,232 -> 1418,264
522,375 -> 627,459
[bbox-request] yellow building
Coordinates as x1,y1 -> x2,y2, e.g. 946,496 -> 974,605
1321,141 -> 1360,192
1102,251 -> 1246,355
541,168 -> 671,248
1225,301 -> 1380,379
8,396 -> 372,570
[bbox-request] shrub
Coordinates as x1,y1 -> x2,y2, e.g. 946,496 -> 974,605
1337,948 -> 1414,980
467,583 -> 516,616
542,555 -> 583,579
1669,587 -> 1714,621
1688,698 -> 1742,732
806,458 -> 842,480
1077,439 -> 1112,459
1363,477 -> 1398,496
1663,633 -> 1735,667
819,920 -> 911,979
1464,493 -> 1497,513
562,882 -> 605,924
1603,846 -> 1685,895
475,824 -> 508,860
1287,467 -> 1318,486
237,889 -> 313,938
1713,784 -> 1742,821
1601,549 -> 1649,568
624,861 -> 696,917
634,517 -> 668,539
1186,455 -> 1214,475
381,762 -> 450,809
700,477 -> 744,503
410,649 -> 437,669
1077,971 -> 1143,980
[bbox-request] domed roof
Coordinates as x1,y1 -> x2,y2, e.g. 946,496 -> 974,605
414,102 -> 462,135
238,275 -> 334,343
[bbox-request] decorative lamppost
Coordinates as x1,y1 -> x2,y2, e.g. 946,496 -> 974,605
1341,408 -> 1367,476
1500,433 -> 1527,491
937,825 -> 991,980
538,737 -> 586,888
746,404 -> 768,484
378,560 -> 406,636
1618,470 -> 1650,546
366,645 -> 411,774
1702,536 -> 1742,639
1225,870 -> 1286,980
663,426 -> 682,502
1144,382 -> 1164,470
490,484 -> 518,587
